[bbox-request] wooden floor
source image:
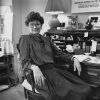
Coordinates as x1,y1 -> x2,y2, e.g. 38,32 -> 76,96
0,84 -> 26,100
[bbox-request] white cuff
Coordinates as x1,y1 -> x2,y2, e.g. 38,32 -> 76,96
72,55 -> 89,62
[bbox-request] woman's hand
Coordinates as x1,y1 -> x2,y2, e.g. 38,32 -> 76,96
31,65 -> 45,87
73,58 -> 81,76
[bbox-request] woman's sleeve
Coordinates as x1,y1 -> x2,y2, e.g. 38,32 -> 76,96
50,41 -> 73,62
18,35 -> 31,70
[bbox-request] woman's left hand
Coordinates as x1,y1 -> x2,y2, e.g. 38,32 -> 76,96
31,65 -> 45,87
73,57 -> 81,76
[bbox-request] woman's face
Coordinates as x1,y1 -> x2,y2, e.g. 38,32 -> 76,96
28,20 -> 42,34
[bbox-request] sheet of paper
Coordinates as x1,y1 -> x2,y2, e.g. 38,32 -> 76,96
73,55 -> 100,64
84,32 -> 88,37
73,55 -> 90,62
22,79 -> 32,91
88,56 -> 100,64
91,40 -> 97,52
22,79 -> 40,94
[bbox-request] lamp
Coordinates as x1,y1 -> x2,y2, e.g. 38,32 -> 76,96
57,14 -> 68,23
45,0 -> 65,15
57,14 -> 69,28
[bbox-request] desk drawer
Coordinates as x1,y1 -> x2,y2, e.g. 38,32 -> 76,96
86,68 -> 100,76
81,67 -> 100,85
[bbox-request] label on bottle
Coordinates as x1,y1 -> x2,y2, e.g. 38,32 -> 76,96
84,32 -> 88,37
91,40 -> 97,52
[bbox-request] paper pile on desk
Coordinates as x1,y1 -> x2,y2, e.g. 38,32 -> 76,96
22,79 -> 40,93
73,55 -> 100,64
22,79 -> 32,91
73,55 -> 90,62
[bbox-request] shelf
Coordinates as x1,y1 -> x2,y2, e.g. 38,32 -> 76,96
47,29 -> 100,36
53,39 -> 93,44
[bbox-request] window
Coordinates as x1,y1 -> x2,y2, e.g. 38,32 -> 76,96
0,6 -> 13,41
0,15 -> 4,34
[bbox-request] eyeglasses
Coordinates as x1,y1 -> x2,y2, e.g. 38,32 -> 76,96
29,22 -> 41,27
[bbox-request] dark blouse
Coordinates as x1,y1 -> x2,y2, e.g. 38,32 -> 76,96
18,33 -> 73,70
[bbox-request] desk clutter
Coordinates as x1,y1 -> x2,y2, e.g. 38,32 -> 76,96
73,54 -> 100,64
46,29 -> 100,55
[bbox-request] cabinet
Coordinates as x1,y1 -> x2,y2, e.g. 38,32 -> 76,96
0,55 -> 13,86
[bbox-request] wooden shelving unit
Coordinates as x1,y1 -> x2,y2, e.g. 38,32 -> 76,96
46,29 -> 100,53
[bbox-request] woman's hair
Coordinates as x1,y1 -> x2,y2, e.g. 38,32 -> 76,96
25,11 -> 44,26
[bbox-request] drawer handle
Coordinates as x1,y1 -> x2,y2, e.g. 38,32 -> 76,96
87,72 -> 98,76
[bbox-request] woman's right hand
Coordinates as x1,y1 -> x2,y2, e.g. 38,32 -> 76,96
73,58 -> 81,76
31,65 -> 45,87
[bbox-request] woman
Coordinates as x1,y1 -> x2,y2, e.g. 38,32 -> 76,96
18,11 -> 91,100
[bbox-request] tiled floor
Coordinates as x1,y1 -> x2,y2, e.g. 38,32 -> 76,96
0,84 -> 26,100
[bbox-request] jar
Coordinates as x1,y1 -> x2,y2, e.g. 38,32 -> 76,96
49,15 -> 60,29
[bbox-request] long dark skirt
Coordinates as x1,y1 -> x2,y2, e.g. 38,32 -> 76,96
27,64 -> 91,100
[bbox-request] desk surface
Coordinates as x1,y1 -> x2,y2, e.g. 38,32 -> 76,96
82,61 -> 100,68
82,56 -> 100,67
73,54 -> 100,68
74,54 -> 100,64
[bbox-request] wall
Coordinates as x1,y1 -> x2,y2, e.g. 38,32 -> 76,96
12,0 -> 22,76
0,0 -> 12,6
61,0 -> 71,15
